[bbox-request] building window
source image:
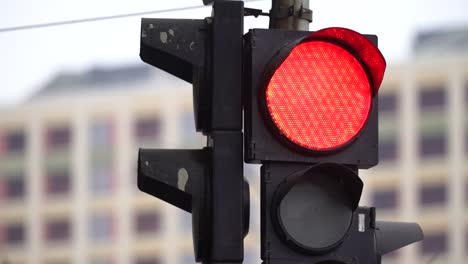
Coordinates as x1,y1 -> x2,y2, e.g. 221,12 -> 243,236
465,80 -> 468,104
465,81 -> 468,154
378,92 -> 399,163
89,213 -> 114,242
379,139 -> 398,162
90,120 -> 113,147
4,175 -> 25,200
466,181 -> 468,203
5,223 -> 25,245
419,184 -> 446,206
135,210 -> 160,235
372,190 -> 398,210
419,133 -> 446,158
419,87 -> 446,110
46,126 -> 71,150
45,219 -> 70,242
179,112 -> 205,148
378,93 -> 398,114
89,119 -> 114,196
5,131 -> 26,153
181,112 -> 195,133
420,232 -> 447,255
181,112 -> 195,145
89,165 -> 113,195
135,257 -> 159,264
135,117 -> 160,142
418,86 -> 447,160
465,128 -> 468,155
45,170 -> 71,196
180,211 -> 192,232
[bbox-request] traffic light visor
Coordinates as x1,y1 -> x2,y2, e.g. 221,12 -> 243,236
264,27 -> 385,151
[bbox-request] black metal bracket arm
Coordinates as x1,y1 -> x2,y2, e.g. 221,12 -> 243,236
138,148 -> 213,261
375,221 -> 424,255
138,148 -> 210,213
244,8 -> 269,18
140,18 -> 207,84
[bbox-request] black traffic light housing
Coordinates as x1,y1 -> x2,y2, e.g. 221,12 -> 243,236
243,25 -> 423,264
263,163 -> 363,255
261,162 -> 423,264
138,1 -> 248,263
244,29 -> 378,168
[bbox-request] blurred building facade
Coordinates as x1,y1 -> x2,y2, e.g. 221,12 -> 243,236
0,27 -> 467,264
0,65 -> 233,264
363,26 -> 468,264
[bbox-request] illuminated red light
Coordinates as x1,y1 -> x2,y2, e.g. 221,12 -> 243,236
311,27 -> 386,92
265,40 -> 372,151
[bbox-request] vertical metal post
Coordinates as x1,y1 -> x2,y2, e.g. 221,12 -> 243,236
208,1 -> 245,263
270,0 -> 312,30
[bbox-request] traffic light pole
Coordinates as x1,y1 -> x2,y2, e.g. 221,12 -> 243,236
269,0 -> 312,30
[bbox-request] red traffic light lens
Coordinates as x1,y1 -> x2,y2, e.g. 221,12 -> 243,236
265,40 -> 372,151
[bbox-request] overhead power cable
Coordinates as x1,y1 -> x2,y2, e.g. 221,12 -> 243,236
0,0 -> 266,33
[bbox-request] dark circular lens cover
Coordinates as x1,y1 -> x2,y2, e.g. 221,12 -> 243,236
272,163 -> 363,254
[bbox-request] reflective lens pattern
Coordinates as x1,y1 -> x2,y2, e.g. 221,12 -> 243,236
265,41 -> 371,151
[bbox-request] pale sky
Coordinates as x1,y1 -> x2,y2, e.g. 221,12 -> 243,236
1,0 -> 467,106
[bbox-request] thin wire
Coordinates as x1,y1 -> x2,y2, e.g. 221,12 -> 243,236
0,0 -> 267,33
0,5 -> 203,33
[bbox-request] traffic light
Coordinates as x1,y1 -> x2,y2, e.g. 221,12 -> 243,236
138,1 -> 248,263
137,1 -> 423,263
244,26 -> 423,263
244,27 -> 383,165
